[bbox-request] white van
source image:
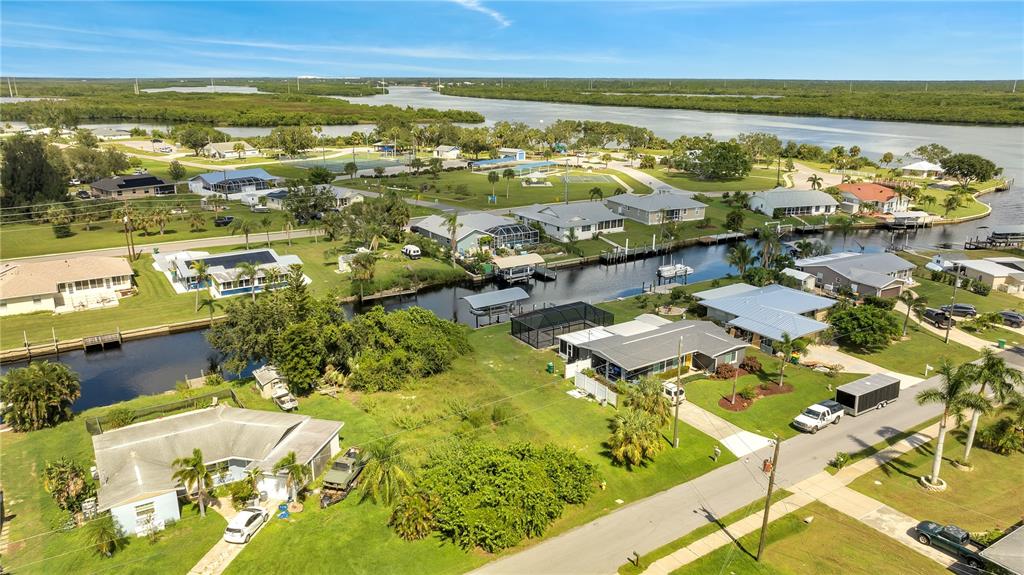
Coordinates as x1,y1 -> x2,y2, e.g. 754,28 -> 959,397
402,245 -> 422,259
662,382 -> 686,405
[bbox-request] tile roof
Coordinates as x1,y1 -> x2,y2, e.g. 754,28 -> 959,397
837,183 -> 896,203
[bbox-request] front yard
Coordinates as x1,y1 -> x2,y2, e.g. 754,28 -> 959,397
842,318 -> 981,377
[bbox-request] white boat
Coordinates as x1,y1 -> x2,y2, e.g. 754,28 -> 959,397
658,264 -> 693,278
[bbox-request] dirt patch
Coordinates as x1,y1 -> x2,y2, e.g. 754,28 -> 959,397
717,383 -> 794,412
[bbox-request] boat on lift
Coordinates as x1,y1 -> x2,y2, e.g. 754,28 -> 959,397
657,263 -> 693,278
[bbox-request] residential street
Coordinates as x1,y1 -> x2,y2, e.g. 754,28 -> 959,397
473,374 -> 945,575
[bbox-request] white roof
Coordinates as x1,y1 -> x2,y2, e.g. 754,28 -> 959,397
954,259 -> 1024,278
414,212 -> 518,243
492,253 -> 545,269
901,160 -> 943,172
691,283 -> 760,301
748,188 -> 839,210
557,314 -> 670,345
781,268 -> 812,281
0,256 -> 133,299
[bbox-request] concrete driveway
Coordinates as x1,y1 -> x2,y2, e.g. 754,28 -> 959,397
803,344 -> 922,387
188,500 -> 275,575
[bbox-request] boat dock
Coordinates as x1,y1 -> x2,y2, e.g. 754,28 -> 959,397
82,331 -> 122,352
697,232 -> 747,245
533,266 -> 557,281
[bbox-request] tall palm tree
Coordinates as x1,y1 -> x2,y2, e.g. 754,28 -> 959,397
963,349 -> 1022,463
351,251 -> 377,299
806,174 -> 823,190
231,219 -> 255,249
260,215 -> 274,247
915,361 -> 990,487
283,213 -> 296,246
833,215 -> 855,250
0,361 -> 81,432
171,448 -> 211,517
942,193 -> 962,217
726,242 -> 755,275
308,218 -> 323,244
273,451 -> 311,503
899,291 -> 927,336
235,261 -> 261,302
775,333 -> 806,386
444,212 -> 459,267
608,408 -> 663,467
502,168 -> 515,198
360,437 -> 415,506
589,186 -> 603,202
757,226 -> 781,269
487,170 -> 500,197
190,260 -> 210,313
623,377 -> 672,426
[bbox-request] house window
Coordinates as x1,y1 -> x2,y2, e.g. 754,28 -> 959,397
581,225 -> 592,232
720,351 -> 738,364
33,296 -> 42,304
135,501 -> 155,521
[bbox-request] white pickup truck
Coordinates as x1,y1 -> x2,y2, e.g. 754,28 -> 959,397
792,400 -> 844,433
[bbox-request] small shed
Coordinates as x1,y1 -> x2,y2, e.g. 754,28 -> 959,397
492,253 -> 545,283
462,287 -> 531,327
511,301 -> 614,349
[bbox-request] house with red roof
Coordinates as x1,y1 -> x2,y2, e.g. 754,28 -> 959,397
837,183 -> 910,214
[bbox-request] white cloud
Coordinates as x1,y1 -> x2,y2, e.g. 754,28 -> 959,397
450,0 -> 511,28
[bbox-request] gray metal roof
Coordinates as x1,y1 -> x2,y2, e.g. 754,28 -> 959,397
605,190 -> 707,213
513,202 -> 622,228
692,283 -> 760,301
92,406 -> 342,511
414,212 -> 518,242
701,285 -> 834,341
794,252 -> 916,289
462,287 -> 530,311
578,320 -> 747,371
191,168 -> 277,185
836,373 -> 901,396
748,188 -> 839,210
980,524 -> 1024,575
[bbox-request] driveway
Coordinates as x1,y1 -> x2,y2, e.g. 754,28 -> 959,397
803,344 -> 922,387
791,162 -> 843,191
893,301 -> 991,352
188,501 -> 274,575
674,401 -> 774,457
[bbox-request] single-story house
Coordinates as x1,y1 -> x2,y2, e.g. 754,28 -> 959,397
91,174 -> 175,199
837,183 -> 909,214
795,251 -> 917,298
577,319 -> 748,382
696,284 -> 836,352
748,188 -> 839,217
781,268 -> 816,291
0,256 -> 134,316
604,190 -> 707,225
154,249 -> 306,298
497,147 -> 527,161
899,160 -> 944,178
91,127 -> 131,141
557,313 -> 672,363
433,145 -> 461,160
263,186 -> 364,211
953,258 -> 1024,294
413,212 -> 539,254
188,169 -> 282,196
513,203 -> 624,242
202,141 -> 259,159
92,405 -> 342,536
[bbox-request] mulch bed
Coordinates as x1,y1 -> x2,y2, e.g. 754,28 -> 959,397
717,383 -> 794,412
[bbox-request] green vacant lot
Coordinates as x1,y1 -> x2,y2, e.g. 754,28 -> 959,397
913,187 -> 989,219
639,167 -> 782,192
669,501 -> 947,575
849,420 -> 1024,532
842,317 -> 980,377
683,350 -> 865,439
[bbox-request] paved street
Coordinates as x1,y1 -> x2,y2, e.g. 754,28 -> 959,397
474,374 -> 945,575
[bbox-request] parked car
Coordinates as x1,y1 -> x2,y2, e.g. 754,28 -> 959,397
68,178 -> 81,185
941,303 -> 978,318
401,245 -> 422,259
214,215 -> 235,227
922,308 -> 955,329
914,521 -> 987,569
250,205 -> 270,213
223,507 -> 269,544
792,400 -> 844,433
133,168 -> 148,175
271,386 -> 298,411
320,447 -> 368,508
662,382 -> 685,405
76,190 -> 92,200
998,310 -> 1024,328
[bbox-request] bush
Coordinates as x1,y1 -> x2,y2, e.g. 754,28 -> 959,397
205,373 -> 226,387
970,280 -> 991,295
829,305 -> 900,351
713,364 -> 739,380
830,451 -> 851,469
490,403 -> 520,426
106,406 -> 136,429
862,295 -> 896,311
227,481 -> 256,510
738,385 -> 758,400
739,356 -> 762,373
973,528 -> 1005,547
389,491 -> 439,541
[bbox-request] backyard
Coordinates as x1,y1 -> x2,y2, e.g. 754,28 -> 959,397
638,167 -> 783,193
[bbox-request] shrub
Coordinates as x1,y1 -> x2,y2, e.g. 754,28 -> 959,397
830,451 -> 851,469
205,373 -> 226,387
713,364 -> 739,380
445,398 -> 471,421
970,280 -> 991,295
490,403 -> 520,426
973,528 -> 1005,547
389,492 -> 438,541
862,295 -> 896,310
738,385 -> 758,400
739,356 -> 762,373
106,406 -> 136,429
227,480 -> 256,510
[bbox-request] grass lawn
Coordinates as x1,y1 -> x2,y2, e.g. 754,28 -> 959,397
669,501 -> 947,575
825,416 -> 941,475
345,169 -> 651,211
842,317 -> 981,378
908,271 -> 1024,316
683,349 -> 866,439
595,277 -> 744,321
617,490 -> 791,575
848,420 -> 1024,531
639,167 -> 782,193
913,186 -> 988,219
960,324 -> 1023,346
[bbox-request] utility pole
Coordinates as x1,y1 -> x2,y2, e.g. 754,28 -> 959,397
673,338 -> 682,448
945,265 -> 959,344
7,77 -> 13,98
563,162 -> 569,204
756,435 -> 781,562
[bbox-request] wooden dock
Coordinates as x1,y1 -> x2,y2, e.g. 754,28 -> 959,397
698,232 -> 747,245
82,331 -> 122,352
533,266 -> 557,281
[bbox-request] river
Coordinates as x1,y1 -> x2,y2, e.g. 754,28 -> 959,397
4,87 -> 1021,409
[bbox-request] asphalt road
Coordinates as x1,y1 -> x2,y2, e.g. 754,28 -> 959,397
474,374 -> 944,575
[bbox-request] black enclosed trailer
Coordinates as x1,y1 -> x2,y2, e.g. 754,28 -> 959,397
835,374 -> 901,416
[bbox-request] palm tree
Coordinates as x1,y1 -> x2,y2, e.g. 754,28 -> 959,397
962,349 -> 1023,464
235,261 -> 261,302
623,377 -> 672,426
351,251 -> 377,299
262,267 -> 282,293
389,491 -> 437,541
502,168 -> 516,198
171,448 -> 211,517
726,242 -> 755,275
915,361 -> 990,488
444,212 -> 459,267
0,361 -> 81,432
806,174 -> 823,190
757,226 -> 781,269
189,211 -> 206,232
601,152 -> 612,168
85,513 -> 125,558
918,194 -> 937,211
589,186 -> 603,202
487,170 -> 500,197
360,437 -> 415,506
273,451 -> 311,503
899,291 -> 927,336
308,218 -> 323,244
190,260 -> 210,313
793,239 -> 817,259
833,215 -> 855,250
233,142 -> 246,160
942,193 -> 962,217
283,212 -> 296,246
231,219 -> 255,249
775,333 -> 806,386
608,408 -> 663,467
260,215 -> 274,247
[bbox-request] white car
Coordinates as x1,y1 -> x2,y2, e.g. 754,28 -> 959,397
223,507 -> 269,544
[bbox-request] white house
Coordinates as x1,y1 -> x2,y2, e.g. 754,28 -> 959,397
92,406 -> 342,536
153,249 -> 306,298
836,183 -> 909,214
412,212 -> 539,254
900,160 -> 944,178
0,256 -> 134,316
433,145 -> 461,160
953,258 -> 1024,294
604,190 -> 707,225
202,141 -> 259,159
188,169 -> 282,196
497,147 -> 527,161
91,127 -> 131,141
263,186 -> 364,211
748,188 -> 839,217
513,203 -> 624,242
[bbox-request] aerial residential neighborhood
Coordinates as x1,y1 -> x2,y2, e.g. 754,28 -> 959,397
1,2 -> 1022,575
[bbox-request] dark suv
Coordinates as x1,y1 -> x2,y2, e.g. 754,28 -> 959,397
999,310 -> 1024,328
213,215 -> 235,227
923,308 -> 955,329
941,303 -> 978,318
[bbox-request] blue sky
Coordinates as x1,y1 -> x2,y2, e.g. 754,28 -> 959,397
1,1 -> 1021,79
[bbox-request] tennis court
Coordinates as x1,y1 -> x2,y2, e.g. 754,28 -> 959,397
563,174 -> 616,183
292,157 -> 406,172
